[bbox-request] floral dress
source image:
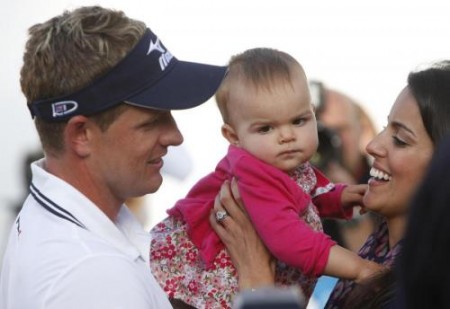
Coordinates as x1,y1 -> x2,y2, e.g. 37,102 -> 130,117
150,164 -> 324,309
324,220 -> 403,309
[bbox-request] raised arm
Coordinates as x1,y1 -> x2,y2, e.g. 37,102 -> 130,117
324,245 -> 384,282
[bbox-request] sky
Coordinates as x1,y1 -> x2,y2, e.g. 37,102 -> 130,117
1,0 -> 450,236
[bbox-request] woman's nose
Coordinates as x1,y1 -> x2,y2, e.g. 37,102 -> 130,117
366,131 -> 386,158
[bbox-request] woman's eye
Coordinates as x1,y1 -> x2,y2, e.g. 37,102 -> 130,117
393,136 -> 408,147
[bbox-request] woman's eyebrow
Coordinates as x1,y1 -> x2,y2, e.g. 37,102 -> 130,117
391,120 -> 416,137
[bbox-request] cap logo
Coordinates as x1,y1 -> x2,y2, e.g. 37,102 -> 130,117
147,38 -> 165,55
52,101 -> 78,117
159,51 -> 173,71
147,37 -> 173,71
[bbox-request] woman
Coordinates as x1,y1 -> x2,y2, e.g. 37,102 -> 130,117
342,133 -> 450,309
211,60 -> 450,308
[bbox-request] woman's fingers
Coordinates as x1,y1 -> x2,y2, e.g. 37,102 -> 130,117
210,194 -> 232,237
218,178 -> 249,226
230,177 -> 244,211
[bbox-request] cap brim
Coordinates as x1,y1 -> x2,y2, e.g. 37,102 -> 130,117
125,60 -> 227,110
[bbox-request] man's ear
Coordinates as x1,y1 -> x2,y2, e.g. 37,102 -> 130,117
221,123 -> 240,146
64,115 -> 93,157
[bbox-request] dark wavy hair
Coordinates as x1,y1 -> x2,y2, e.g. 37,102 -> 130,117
407,60 -> 450,145
343,268 -> 396,309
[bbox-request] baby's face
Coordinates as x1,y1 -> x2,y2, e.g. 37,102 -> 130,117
226,68 -> 318,173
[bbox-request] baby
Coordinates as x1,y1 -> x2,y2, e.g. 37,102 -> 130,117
150,48 -> 381,308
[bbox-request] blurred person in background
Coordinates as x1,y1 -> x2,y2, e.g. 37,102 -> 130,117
312,82 -> 376,185
311,81 -> 379,252
308,82 -> 378,308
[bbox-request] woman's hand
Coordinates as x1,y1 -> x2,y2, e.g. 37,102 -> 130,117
209,178 -> 275,290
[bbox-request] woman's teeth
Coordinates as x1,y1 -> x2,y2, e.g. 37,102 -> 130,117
370,167 -> 392,181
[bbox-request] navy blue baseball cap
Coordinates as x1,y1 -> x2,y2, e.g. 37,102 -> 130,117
28,28 -> 227,122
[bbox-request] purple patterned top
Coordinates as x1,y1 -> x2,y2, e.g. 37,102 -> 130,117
324,220 -> 403,309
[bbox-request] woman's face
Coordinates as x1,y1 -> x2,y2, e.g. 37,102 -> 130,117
363,86 -> 434,218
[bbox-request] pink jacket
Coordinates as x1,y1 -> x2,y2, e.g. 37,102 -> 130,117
168,145 -> 351,276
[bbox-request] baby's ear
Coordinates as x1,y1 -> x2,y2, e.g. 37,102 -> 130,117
221,123 -> 240,146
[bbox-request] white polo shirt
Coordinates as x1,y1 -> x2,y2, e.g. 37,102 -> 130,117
0,159 -> 172,309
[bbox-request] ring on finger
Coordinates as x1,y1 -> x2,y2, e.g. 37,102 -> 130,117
215,210 -> 229,222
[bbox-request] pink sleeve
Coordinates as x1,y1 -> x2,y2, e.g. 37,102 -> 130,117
231,154 -> 335,277
167,161 -> 228,267
311,167 -> 353,220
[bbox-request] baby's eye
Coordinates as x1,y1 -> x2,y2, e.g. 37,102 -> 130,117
293,118 -> 305,126
258,125 -> 272,133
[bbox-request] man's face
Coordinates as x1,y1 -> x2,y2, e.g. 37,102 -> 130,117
88,105 -> 183,203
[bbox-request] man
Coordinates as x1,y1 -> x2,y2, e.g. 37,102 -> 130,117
0,6 -> 229,308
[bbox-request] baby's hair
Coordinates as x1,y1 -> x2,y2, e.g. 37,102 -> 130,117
215,48 -> 303,123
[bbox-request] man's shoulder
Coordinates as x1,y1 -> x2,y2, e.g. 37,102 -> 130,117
13,200 -> 141,278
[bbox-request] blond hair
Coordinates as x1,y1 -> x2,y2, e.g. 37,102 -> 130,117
21,6 -> 146,155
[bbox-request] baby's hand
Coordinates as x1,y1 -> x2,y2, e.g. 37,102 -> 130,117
341,184 -> 367,209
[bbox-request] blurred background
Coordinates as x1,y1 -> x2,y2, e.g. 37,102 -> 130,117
2,2 -> 450,299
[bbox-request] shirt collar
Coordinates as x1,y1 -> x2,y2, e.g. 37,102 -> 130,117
31,159 -> 151,263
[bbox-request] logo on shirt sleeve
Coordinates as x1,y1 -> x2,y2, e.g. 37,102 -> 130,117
15,216 -> 22,237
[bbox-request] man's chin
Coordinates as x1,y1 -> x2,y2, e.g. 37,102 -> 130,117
147,176 -> 163,193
